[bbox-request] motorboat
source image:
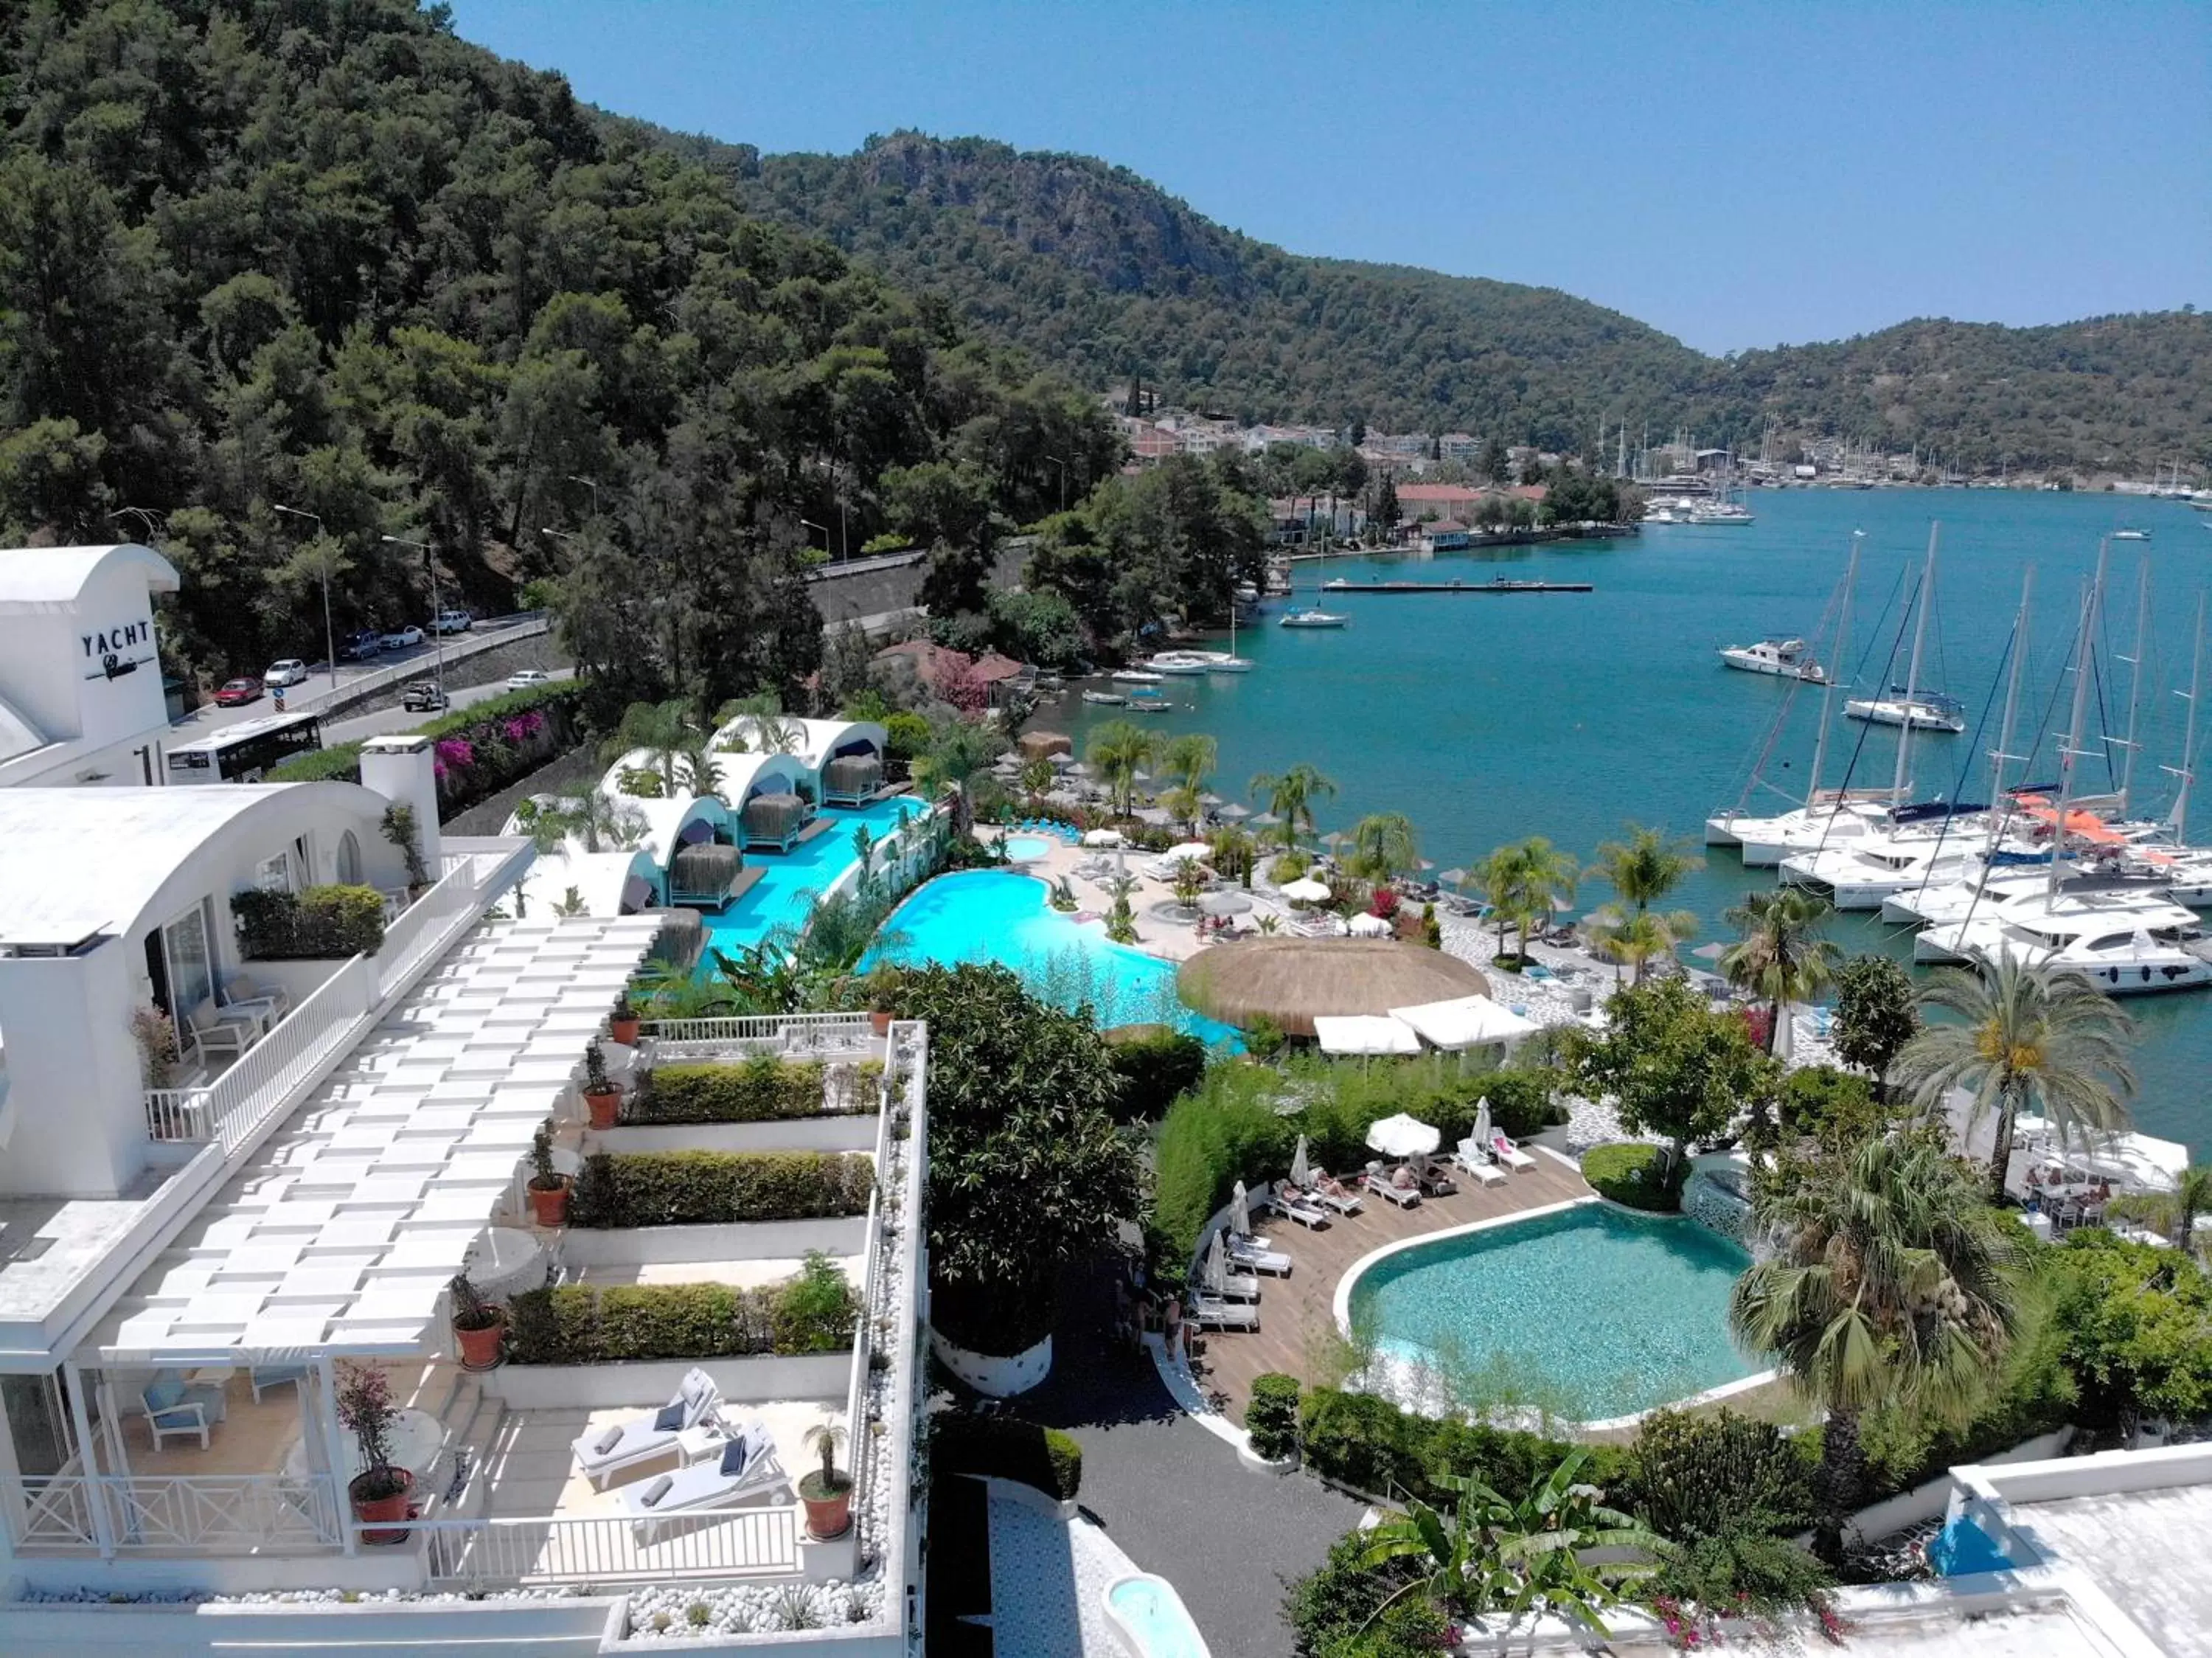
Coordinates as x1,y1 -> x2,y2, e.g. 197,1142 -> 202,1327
1891,870 -> 2163,939
1689,500 -> 1756,526
1081,689 -> 1126,707
1846,689 -> 1967,733
1144,651 -> 1215,676
2112,528 -> 2150,541
1718,637 -> 1826,682
1779,838 -> 1994,911
1919,896 -> 2212,991
1110,669 -> 1166,684
1280,608 -> 1349,628
1717,797 -> 1977,868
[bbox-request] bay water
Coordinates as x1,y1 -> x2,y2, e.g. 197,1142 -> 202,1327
1043,489 -> 2212,1154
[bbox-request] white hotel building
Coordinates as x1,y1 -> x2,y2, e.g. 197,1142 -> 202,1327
0,549 -> 928,1655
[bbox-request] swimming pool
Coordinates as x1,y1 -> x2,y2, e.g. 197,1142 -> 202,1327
698,798 -> 925,961
1342,1199 -> 1762,1423
1002,833 -> 1057,863
865,870 -> 1240,1044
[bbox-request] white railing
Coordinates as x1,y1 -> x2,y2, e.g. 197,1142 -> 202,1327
289,614 -> 549,717
641,1012 -> 877,1056
4,1474 -> 342,1555
144,1087 -> 212,1142
415,1506 -> 800,1586
372,861 -> 480,998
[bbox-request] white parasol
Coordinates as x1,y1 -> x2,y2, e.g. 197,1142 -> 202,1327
1082,828 -> 1126,847
1366,1113 -> 1441,1159
1203,1228 -> 1228,1295
1472,1098 -> 1492,1156
1281,876 -> 1332,903
1230,1180 -> 1252,1238
1348,911 -> 1393,937
1290,1135 -> 1311,1189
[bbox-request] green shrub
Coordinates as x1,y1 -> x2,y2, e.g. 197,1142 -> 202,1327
1298,1386 -> 1630,1511
1284,1532 -> 1447,1658
1628,1407 -> 1813,1541
506,1265 -> 856,1364
883,711 -> 931,764
636,1057 -> 829,1123
1152,1072 -> 1298,1260
931,1415 -> 1083,1500
771,1252 -> 858,1353
568,1151 -> 874,1228
268,679 -> 584,791
1581,1142 -> 1683,1212
233,884 -> 387,960
1104,1028 -> 1208,1122
617,765 -> 665,797
1245,1373 -> 1303,1462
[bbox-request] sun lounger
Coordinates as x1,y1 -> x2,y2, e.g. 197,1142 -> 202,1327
1451,1137 -> 1509,1187
1188,1295 -> 1259,1331
619,1417 -> 791,1543
1304,1179 -> 1364,1216
1489,1133 -> 1537,1172
1364,1168 -> 1421,1208
1413,1157 -> 1458,1197
1209,1264 -> 1263,1302
1274,1193 -> 1330,1229
1227,1235 -> 1292,1274
571,1366 -> 721,1489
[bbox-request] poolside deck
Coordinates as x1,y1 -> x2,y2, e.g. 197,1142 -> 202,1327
1189,1147 -> 1590,1421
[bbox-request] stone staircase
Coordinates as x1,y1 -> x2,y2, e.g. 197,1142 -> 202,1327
397,1363 -> 505,1519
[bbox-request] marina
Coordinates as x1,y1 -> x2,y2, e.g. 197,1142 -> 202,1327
1319,576 -> 1595,594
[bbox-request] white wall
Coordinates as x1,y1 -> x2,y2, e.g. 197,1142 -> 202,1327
0,550 -> 174,790
484,1353 -> 850,1409
0,940 -> 151,1198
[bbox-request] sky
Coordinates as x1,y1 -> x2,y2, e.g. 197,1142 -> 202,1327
448,1 -> 2209,355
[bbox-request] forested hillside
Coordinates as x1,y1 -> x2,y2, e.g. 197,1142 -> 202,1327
0,1 -> 1114,699
725,132 -> 2211,474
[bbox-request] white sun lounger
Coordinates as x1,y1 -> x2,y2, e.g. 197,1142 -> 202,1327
1452,1137 -> 1509,1187
1364,1168 -> 1421,1208
1305,1181 -> 1364,1216
1490,1132 -> 1537,1172
1188,1294 -> 1259,1331
571,1367 -> 720,1489
1274,1193 -> 1330,1229
1228,1236 -> 1292,1274
619,1417 -> 792,1543
1208,1264 -> 1263,1302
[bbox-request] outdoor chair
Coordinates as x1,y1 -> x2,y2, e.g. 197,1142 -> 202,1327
141,1370 -> 227,1451
1206,1260 -> 1262,1303
223,973 -> 292,1022
1451,1137 -> 1509,1187
571,1367 -> 722,1489
619,1417 -> 790,1544
1413,1156 -> 1459,1197
1305,1176 -> 1364,1216
1226,1235 -> 1292,1275
184,999 -> 256,1063
1489,1134 -> 1537,1173
250,1364 -> 307,1403
1187,1295 -> 1259,1332
1273,1192 -> 1330,1229
1363,1162 -> 1422,1208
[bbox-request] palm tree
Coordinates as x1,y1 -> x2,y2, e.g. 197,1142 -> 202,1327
1160,732 -> 1217,796
1249,762 -> 1336,847
1512,836 -> 1578,957
1595,822 -> 1703,913
1894,957 -> 2137,1197
1473,842 -> 1531,960
911,718 -> 1002,836
604,697 -> 697,792
1729,1136 -> 2020,1564
1087,720 -> 1157,817
675,745 -> 725,802
1582,902 -> 1697,985
1018,755 -> 1054,806
2108,1165 -> 2212,1255
714,692 -> 803,755
1360,1451 -> 1659,1637
1343,811 -> 1419,883
1719,888 -> 1843,1056
520,792 -> 647,856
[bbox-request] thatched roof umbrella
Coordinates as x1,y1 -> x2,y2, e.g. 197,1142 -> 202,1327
1019,730 -> 1072,760
1177,937 -> 1492,1040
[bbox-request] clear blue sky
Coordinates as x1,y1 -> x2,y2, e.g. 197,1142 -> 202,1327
448,1 -> 2208,355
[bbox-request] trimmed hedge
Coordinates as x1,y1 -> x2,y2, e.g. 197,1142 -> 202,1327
931,1414 -> 1083,1501
1245,1373 -> 1303,1462
1581,1142 -> 1684,1213
569,1151 -> 874,1228
1103,1027 -> 1208,1123
268,680 -> 585,809
234,884 -> 386,960
507,1261 -> 856,1364
635,1057 -> 832,1124
1299,1386 -> 1630,1511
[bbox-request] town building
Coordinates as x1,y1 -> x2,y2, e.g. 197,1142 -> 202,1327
0,544 -> 184,789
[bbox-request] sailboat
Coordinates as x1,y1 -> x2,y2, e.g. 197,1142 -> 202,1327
1843,535 -> 1964,731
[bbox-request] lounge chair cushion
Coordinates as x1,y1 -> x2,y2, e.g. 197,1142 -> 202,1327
653,1403 -> 686,1433
720,1437 -> 751,1478
145,1377 -> 185,1414
639,1474 -> 675,1508
594,1425 -> 625,1454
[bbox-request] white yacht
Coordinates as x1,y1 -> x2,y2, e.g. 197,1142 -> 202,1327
1882,867 -> 2065,927
1846,690 -> 1968,732
1920,896 -> 2212,991
2112,527 -> 2151,542
1719,799 -> 1938,867
1780,838 -> 1996,911
1690,499 -> 1756,526
1110,668 -> 1166,684
1280,608 -> 1349,628
1144,651 -> 1215,676
1719,637 -> 1826,682
1081,688 -> 1126,706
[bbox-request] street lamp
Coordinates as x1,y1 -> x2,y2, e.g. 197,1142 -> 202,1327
566,475 -> 599,518
1045,454 -> 1068,514
799,519 -> 829,557
380,534 -> 444,698
271,503 -> 336,692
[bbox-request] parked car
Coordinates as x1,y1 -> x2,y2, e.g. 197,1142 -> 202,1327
213,676 -> 264,707
342,630 -> 383,661
262,659 -> 308,687
401,680 -> 448,712
433,608 -> 474,634
507,669 -> 552,690
380,624 -> 425,651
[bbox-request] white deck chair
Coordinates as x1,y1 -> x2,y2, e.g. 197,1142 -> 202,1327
1273,1193 -> 1330,1229
619,1417 -> 792,1542
1208,1263 -> 1263,1302
571,1366 -> 720,1489
1304,1179 -> 1364,1216
1227,1236 -> 1292,1275
1187,1295 -> 1258,1331
1364,1165 -> 1422,1208
1452,1137 -> 1509,1187
1489,1132 -> 1537,1172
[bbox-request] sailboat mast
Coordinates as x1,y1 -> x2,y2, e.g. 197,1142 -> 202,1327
2051,539 -> 2111,902
1892,524 -> 1940,799
1807,531 -> 1861,806
1988,566 -> 2034,851
2118,560 -> 2152,808
2169,591 -> 2207,842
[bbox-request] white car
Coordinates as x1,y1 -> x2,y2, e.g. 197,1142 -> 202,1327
434,608 -> 474,634
507,669 -> 552,690
262,659 -> 309,687
380,625 -> 425,650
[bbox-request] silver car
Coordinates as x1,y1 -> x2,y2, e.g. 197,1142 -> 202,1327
262,658 -> 308,687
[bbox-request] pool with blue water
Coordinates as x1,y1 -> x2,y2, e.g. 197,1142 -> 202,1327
1346,1200 -> 1760,1423
697,798 -> 925,960
865,870 -> 1239,1044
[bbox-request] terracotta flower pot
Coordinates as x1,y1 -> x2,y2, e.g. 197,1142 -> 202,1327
799,1474 -> 853,1540
869,1010 -> 892,1036
350,1468 -> 415,1544
528,1176 -> 571,1227
453,1311 -> 506,1372
609,1014 -> 640,1046
584,1087 -> 622,1129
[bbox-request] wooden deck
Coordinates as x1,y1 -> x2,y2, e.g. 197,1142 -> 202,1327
1189,1148 -> 1593,1422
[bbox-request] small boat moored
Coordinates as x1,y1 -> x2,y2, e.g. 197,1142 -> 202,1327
1081,689 -> 1125,706
1719,637 -> 1826,682
1280,608 -> 1349,628
1846,689 -> 1968,733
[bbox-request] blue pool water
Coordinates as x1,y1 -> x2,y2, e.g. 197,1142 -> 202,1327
1346,1201 -> 1759,1422
866,870 -> 1240,1044
1002,833 -> 1057,863
698,799 -> 925,960
1106,1577 -> 1209,1658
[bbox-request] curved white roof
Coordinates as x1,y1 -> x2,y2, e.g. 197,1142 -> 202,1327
710,715 -> 885,770
718,749 -> 811,804
0,544 -> 179,609
0,783 -> 365,945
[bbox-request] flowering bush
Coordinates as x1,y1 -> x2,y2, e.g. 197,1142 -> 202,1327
434,736 -> 476,771
1368,887 -> 1401,920
501,711 -> 546,743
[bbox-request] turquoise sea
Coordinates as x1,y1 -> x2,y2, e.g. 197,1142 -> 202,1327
1043,490 -> 2212,1155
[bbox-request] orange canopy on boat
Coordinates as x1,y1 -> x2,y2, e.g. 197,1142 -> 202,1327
2024,804 -> 2126,844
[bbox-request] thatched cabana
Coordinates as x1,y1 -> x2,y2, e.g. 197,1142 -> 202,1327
740,791 -> 809,852
822,752 -> 882,805
1177,938 -> 1491,1040
1018,729 -> 1072,760
668,842 -> 745,911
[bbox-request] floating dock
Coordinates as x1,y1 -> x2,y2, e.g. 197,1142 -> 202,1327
1320,577 -> 1595,594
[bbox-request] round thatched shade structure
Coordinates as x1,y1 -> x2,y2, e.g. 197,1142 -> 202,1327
1019,729 -> 1073,760
1177,938 -> 1492,1039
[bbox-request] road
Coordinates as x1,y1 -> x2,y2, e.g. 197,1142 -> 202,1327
322,668 -> 575,744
